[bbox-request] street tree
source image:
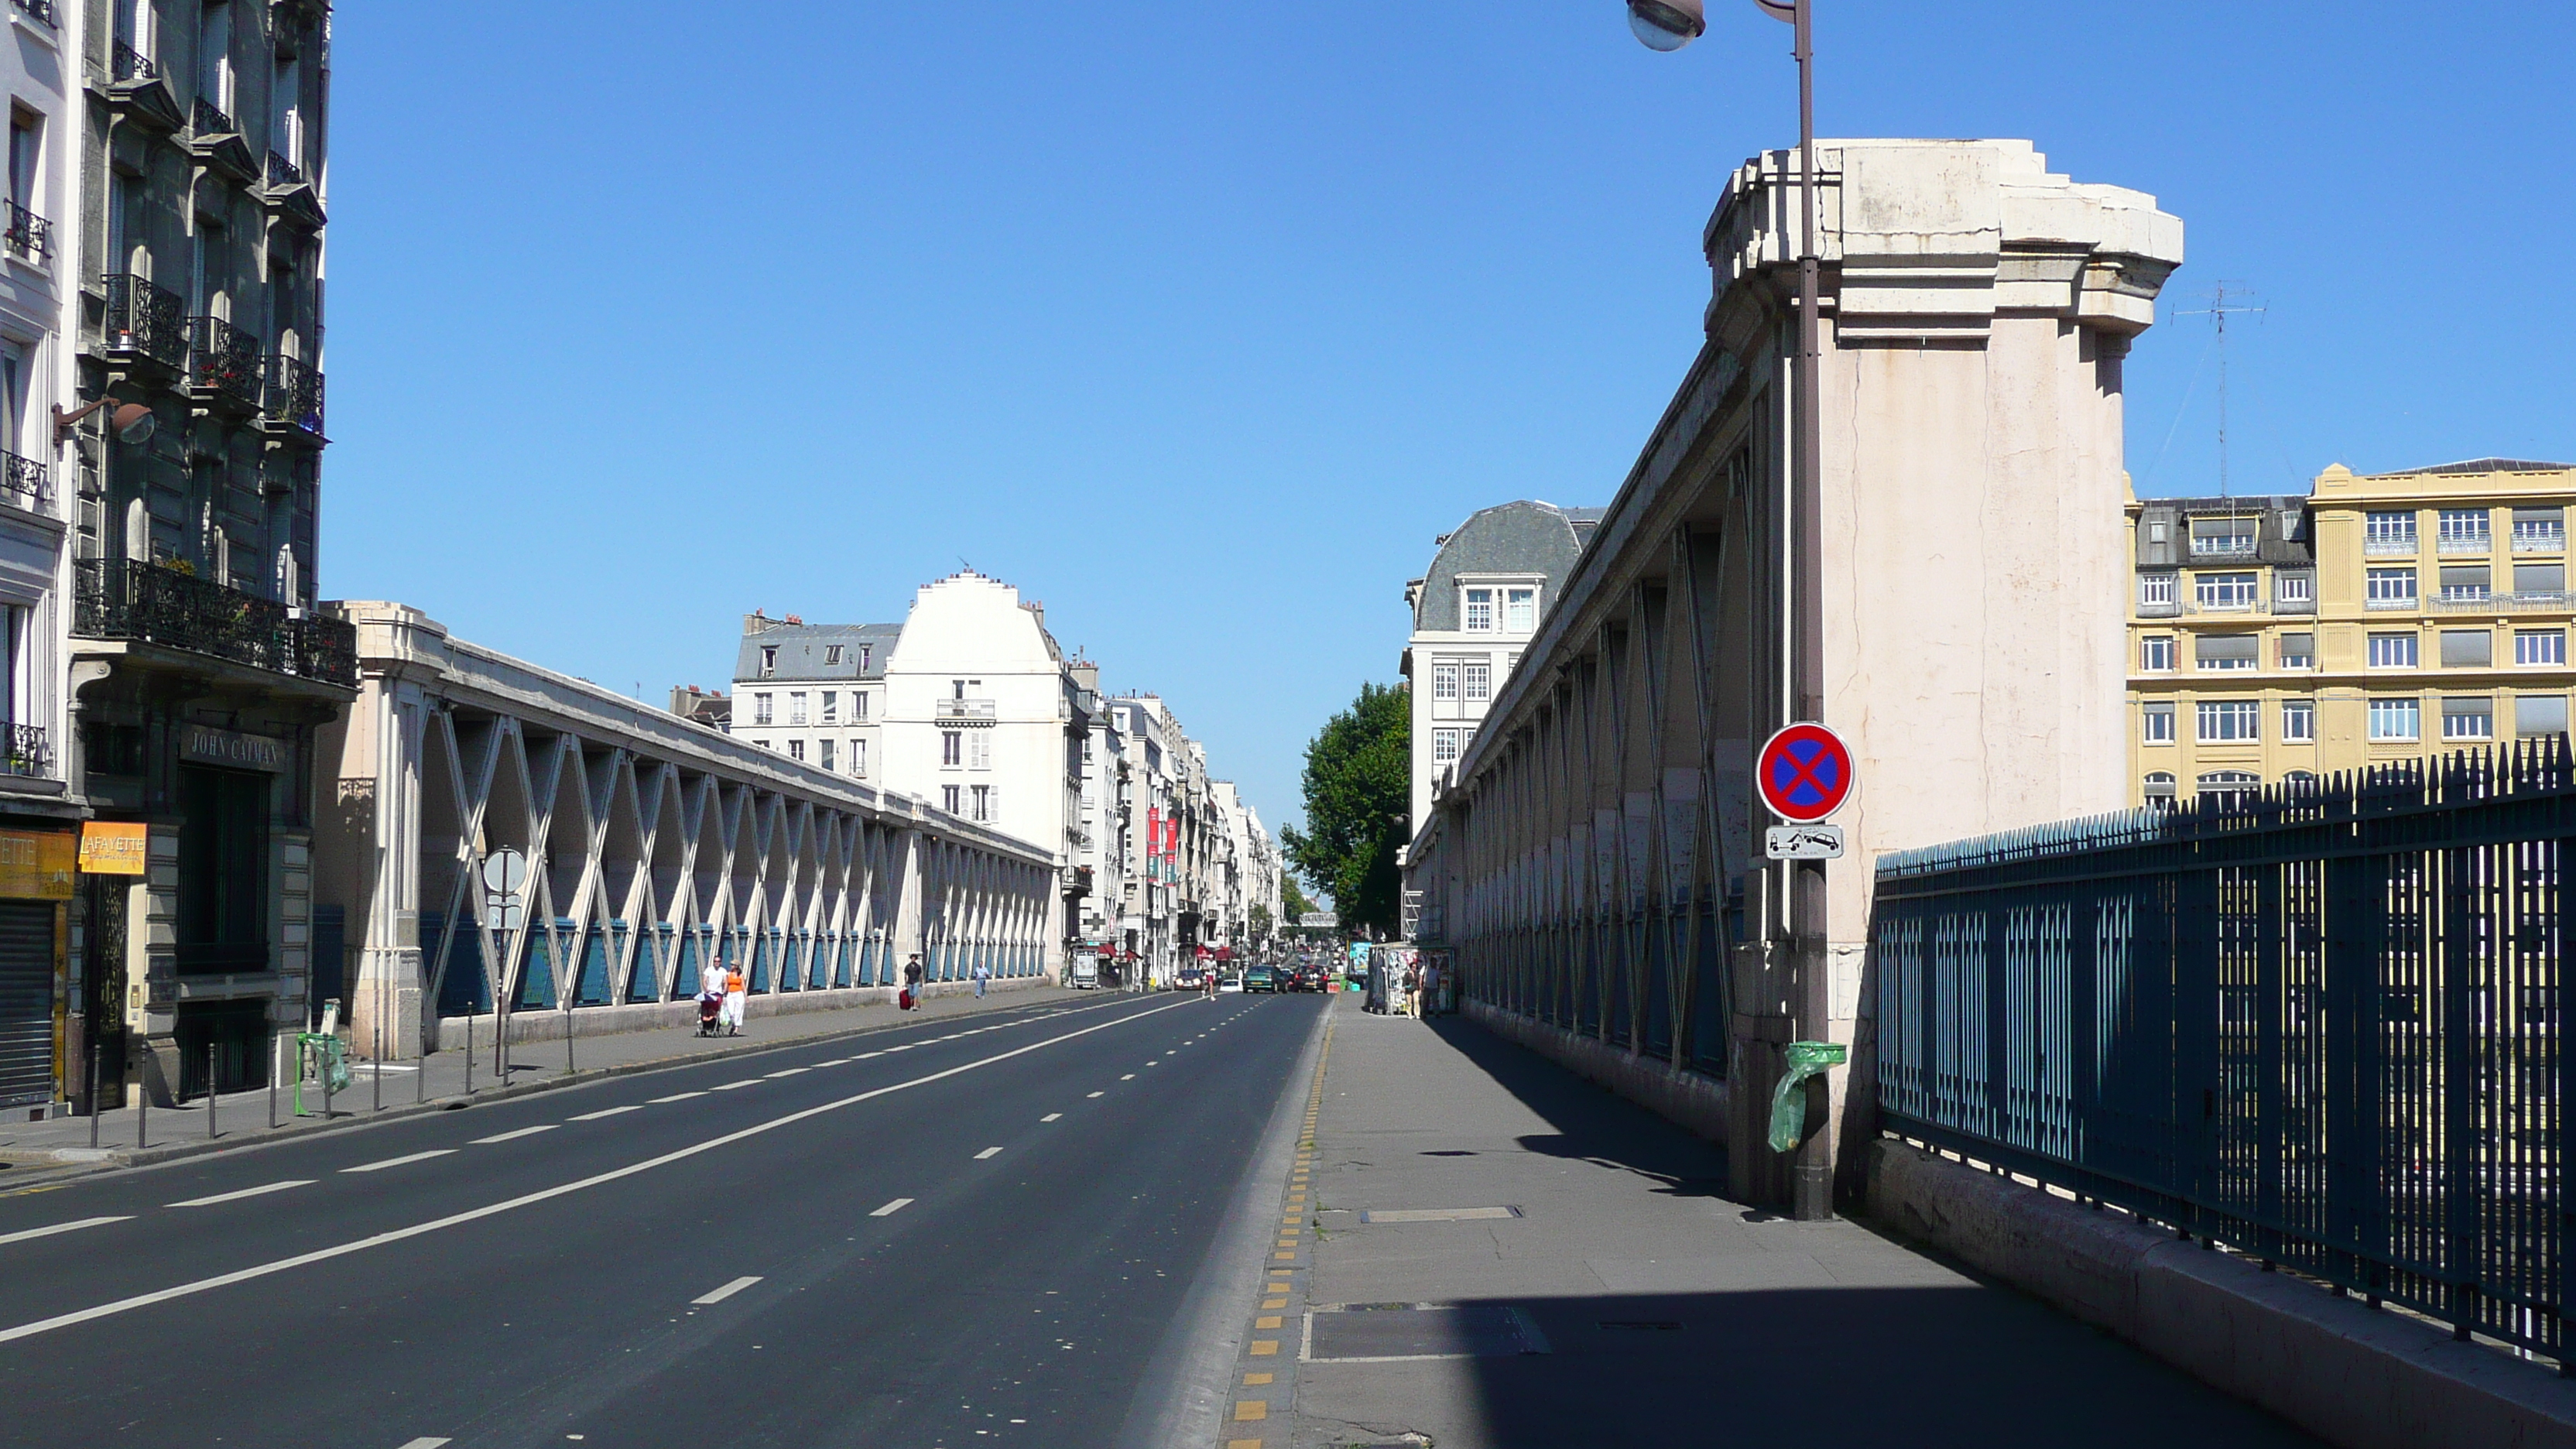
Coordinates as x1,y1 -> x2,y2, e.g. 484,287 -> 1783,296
1281,682 -> 1409,938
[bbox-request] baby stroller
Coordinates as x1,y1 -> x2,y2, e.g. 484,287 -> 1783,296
697,991 -> 724,1037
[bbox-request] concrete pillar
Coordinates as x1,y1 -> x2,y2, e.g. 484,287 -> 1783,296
351,684 -> 426,1059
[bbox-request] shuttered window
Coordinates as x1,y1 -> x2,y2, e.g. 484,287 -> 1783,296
0,900 -> 54,1108
2440,630 -> 2493,668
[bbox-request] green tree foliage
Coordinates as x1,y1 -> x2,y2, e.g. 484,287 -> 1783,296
1281,875 -> 1321,924
1248,903 -> 1273,941
1281,682 -> 1410,937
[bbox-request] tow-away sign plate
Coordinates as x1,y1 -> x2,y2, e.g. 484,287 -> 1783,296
1765,825 -> 1845,861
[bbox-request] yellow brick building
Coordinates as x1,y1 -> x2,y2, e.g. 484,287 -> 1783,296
2126,459 -> 2576,807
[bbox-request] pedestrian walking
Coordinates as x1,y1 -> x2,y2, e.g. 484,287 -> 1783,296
972,961 -> 992,999
903,954 -> 925,1011
721,962 -> 747,1036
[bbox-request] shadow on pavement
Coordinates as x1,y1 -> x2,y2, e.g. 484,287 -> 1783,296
1420,1016 -> 1731,1197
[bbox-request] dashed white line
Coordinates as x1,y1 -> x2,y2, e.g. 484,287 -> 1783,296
974,1146 -> 1003,1160
342,1150 -> 455,1174
569,1105 -> 643,1122
814,1059 -> 850,1067
763,1068 -> 808,1078
649,1091 -> 707,1104
471,1125 -> 559,1145
393,1438 -> 453,1449
691,1275 -> 763,1305
1041,1113 -> 1062,1122
0,1216 -> 132,1245
1120,1074 -> 1136,1081
169,1180 -> 313,1208
855,1051 -> 885,1059
871,1197 -> 914,1217
711,1080 -> 762,1091
1087,1091 -> 1105,1098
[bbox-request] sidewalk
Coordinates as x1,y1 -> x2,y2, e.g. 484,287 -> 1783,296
0,981 -> 1090,1180
1269,993 -> 2321,1448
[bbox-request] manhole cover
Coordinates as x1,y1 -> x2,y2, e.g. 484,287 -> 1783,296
1306,1303 -> 1550,1362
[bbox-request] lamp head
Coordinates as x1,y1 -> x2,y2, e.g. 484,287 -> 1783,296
1627,0 -> 1705,50
112,403 -> 156,445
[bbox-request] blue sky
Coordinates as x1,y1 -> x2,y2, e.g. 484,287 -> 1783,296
322,1 -> 2576,846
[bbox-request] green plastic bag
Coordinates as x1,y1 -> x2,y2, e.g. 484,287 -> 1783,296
1766,1040 -> 1847,1153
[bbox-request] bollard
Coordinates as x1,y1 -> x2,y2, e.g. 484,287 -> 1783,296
322,1044 -> 334,1120
206,1043 -> 218,1140
464,1011 -> 472,1095
135,1050 -> 147,1149
87,1037 -> 102,1151
268,1033 -> 279,1129
372,1025 -> 382,1114
564,1010 -> 574,1076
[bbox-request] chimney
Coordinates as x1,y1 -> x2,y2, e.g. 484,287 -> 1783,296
743,610 -> 774,635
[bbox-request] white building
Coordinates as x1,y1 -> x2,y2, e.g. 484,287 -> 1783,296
1399,501 -> 1599,833
729,615 -> 897,782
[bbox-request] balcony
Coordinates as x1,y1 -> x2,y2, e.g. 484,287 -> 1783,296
2513,527 -> 2566,554
2437,533 -> 2492,556
2,201 -> 51,265
102,273 -> 188,371
2189,538 -> 2258,561
104,45 -> 182,132
187,316 -> 264,411
0,723 -> 48,779
2365,594 -> 2420,611
261,149 -> 325,231
2362,536 -> 2417,557
2432,591 -> 2574,615
191,98 -> 236,138
935,697 -> 997,722
264,354 -> 324,438
11,0 -> 57,27
112,42 -> 156,82
0,450 -> 47,512
74,558 -> 358,689
187,100 -> 257,183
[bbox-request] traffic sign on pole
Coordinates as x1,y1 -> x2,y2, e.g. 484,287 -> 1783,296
1756,722 -> 1853,824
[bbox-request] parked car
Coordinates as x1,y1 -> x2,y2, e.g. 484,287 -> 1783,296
1245,964 -> 1278,993
1218,971 -> 1245,993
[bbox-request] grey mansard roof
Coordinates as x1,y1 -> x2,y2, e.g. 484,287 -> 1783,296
1412,501 -> 1597,632
735,622 -> 904,683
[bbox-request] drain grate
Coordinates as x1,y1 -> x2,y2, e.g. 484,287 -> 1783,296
1305,1303 -> 1550,1362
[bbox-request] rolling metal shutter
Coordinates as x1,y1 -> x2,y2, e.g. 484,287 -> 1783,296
0,900 -> 55,1108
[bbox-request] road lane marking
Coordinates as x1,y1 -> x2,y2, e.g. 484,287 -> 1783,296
471,1125 -> 558,1145
814,1059 -> 850,1067
1087,1091 -> 1104,1098
711,1080 -> 762,1091
649,1091 -> 706,1103
342,1151 -> 455,1174
855,1051 -> 884,1059
1121,1074 -> 1136,1081
169,1181 -> 313,1208
0,995 -> 1194,1345
1041,1113 -> 1062,1122
691,1276 -> 762,1305
871,1197 -> 913,1217
394,1439 -> 453,1448
975,1147 -> 1002,1160
569,1105 -> 643,1122
0,1216 -> 132,1245
763,1068 -> 808,1077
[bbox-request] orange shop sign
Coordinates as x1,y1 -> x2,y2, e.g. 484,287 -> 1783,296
0,827 -> 77,897
77,822 -> 148,878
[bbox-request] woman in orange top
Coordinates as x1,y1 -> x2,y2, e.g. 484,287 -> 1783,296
721,963 -> 747,1036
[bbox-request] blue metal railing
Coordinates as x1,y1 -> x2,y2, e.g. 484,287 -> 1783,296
1873,740 -> 2576,1362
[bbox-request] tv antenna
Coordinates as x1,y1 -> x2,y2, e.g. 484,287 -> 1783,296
2174,282 -> 2264,498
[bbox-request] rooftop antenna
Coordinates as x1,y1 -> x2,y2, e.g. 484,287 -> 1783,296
2174,282 -> 2264,499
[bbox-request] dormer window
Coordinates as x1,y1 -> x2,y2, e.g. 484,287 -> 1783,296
1462,588 -> 1495,632
824,645 -> 843,666
759,646 -> 776,678
1505,587 -> 1536,632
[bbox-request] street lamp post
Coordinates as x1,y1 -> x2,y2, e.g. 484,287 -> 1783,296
1629,0 -> 1832,1221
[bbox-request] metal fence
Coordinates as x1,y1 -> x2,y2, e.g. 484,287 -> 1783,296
1872,741 -> 2576,1361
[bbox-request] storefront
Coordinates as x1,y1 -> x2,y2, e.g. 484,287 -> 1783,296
0,826 -> 74,1117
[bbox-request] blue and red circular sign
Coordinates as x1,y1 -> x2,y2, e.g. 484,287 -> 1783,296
1757,722 -> 1854,824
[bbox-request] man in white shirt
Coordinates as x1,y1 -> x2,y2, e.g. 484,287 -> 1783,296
700,956 -> 727,1002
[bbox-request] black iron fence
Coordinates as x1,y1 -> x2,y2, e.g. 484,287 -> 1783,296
1872,744 -> 2576,1361
73,558 -> 357,688
0,449 -> 46,510
103,272 -> 187,368
2,200 -> 52,263
187,315 -> 263,408
265,353 -> 324,434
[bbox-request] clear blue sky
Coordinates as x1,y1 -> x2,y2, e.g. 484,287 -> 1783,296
323,1 -> 2576,846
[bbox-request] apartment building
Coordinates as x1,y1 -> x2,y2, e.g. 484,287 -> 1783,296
730,615 -> 895,780
1399,500 -> 1598,833
2126,459 -> 2576,807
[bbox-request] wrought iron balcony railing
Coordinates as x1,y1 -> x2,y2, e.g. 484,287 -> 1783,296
187,315 -> 263,407
1,200 -> 51,263
2362,536 -> 2417,557
74,558 -> 358,688
265,353 -> 324,434
191,98 -> 237,137
265,150 -> 304,187
935,697 -> 998,721
0,450 -> 47,511
0,722 -> 49,779
2437,533 -> 2493,556
10,0 -> 58,27
103,273 -> 187,368
111,42 -> 156,83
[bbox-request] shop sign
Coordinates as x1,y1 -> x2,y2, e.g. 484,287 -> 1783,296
77,822 -> 149,876
0,828 -> 76,899
180,724 -> 292,772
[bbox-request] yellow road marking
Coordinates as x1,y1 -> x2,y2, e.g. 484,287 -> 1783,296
1244,1372 -> 1274,1385
1262,1298 -> 1287,1310
1256,1315 -> 1283,1329
1250,1339 -> 1279,1355
1233,1401 -> 1268,1421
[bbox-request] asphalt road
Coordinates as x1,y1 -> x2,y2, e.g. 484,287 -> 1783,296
0,988 -> 1327,1448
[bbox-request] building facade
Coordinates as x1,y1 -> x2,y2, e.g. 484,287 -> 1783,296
729,615 -> 895,781
1400,501 -> 1598,834
2126,460 -> 2576,807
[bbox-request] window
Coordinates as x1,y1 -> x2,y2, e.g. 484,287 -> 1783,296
5,109 -> 38,255
2196,572 -> 2257,609
2278,632 -> 2314,670
2515,562 -> 2566,596
853,691 -> 869,721
759,646 -> 776,678
2282,770 -> 2319,794
2365,510 -> 2417,553
942,785 -> 961,814
2143,772 -> 2177,807
2139,636 -> 2174,672
2368,633 -> 2419,669
1432,663 -> 1458,701
2369,697 -> 2421,741
851,738 -> 867,776
2276,573 -> 2313,606
2516,695 -> 2569,738
968,733 -> 992,769
788,691 -> 807,725
2190,516 -> 2257,558
1462,587 -> 1495,632
0,341 -> 25,458
2366,568 -> 2418,608
2441,697 -> 2494,741
2197,771 -> 2260,809
2195,634 -> 2258,671
824,645 -> 843,666
2281,699 -> 2315,742
2513,508 -> 2565,553
752,692 -> 773,725
2440,564 -> 2492,601
200,1 -> 235,115
2139,574 -> 2176,608
820,691 -> 837,722
941,730 -> 962,767
2440,629 -> 2493,668
2197,700 -> 2259,743
2141,702 -> 2175,745
1463,662 -> 1492,701
1505,587 -> 1536,632
1432,728 -> 1461,765
753,738 -> 771,751
787,739 -> 805,762
2516,630 -> 2566,666
970,785 -> 992,824
818,738 -> 835,771
858,645 -> 872,670
2438,509 -> 2491,551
